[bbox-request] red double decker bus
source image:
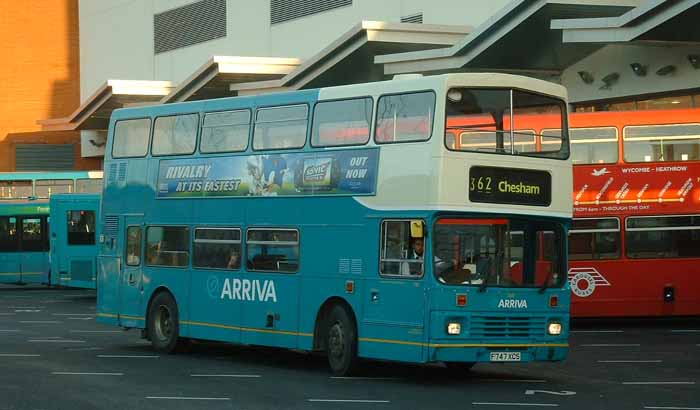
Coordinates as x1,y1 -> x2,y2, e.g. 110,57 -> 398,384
447,107 -> 700,317
565,109 -> 700,317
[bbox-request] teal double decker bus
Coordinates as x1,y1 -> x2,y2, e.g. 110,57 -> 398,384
97,73 -> 572,375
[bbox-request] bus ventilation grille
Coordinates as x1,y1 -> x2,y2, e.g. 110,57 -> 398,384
117,163 -> 127,182
470,316 -> 545,338
108,163 -> 118,184
103,216 -> 119,238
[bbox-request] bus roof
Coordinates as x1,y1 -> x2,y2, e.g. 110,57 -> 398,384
110,73 -> 567,121
0,171 -> 103,180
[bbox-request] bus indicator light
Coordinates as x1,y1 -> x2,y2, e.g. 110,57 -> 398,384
550,296 -> 558,308
456,294 -> 467,306
345,280 -> 355,294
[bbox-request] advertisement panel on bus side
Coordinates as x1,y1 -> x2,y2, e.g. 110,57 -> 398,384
573,162 -> 700,217
156,148 -> 379,198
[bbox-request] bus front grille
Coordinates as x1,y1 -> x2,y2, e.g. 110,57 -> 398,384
470,316 -> 546,338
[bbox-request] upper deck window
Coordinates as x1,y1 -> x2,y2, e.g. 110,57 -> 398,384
76,178 -> 103,193
623,124 -> 700,162
445,88 -> 568,159
544,127 -> 618,165
35,179 -> 73,198
112,118 -> 151,158
311,97 -> 373,147
0,180 -> 32,199
253,105 -> 308,150
455,129 -> 536,152
152,114 -> 199,156
375,91 -> 434,143
200,110 -> 250,153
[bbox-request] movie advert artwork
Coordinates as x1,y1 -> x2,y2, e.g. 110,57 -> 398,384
156,148 -> 379,198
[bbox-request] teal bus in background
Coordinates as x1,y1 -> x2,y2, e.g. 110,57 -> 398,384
49,194 -> 101,289
0,200 -> 50,284
0,171 -> 103,200
0,171 -> 102,285
97,73 -> 572,375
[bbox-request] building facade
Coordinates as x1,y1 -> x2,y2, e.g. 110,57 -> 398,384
21,0 -> 700,161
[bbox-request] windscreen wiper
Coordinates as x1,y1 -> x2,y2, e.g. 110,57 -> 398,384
478,252 -> 501,292
539,267 -> 554,293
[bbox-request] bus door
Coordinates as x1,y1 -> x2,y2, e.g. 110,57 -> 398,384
363,220 -> 426,362
18,216 -> 49,284
0,216 -> 20,283
119,216 -> 144,327
64,207 -> 99,286
240,228 -> 300,349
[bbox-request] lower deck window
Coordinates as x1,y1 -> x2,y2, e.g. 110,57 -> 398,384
67,210 -> 96,245
0,216 -> 18,251
145,226 -> 190,267
380,220 -> 424,277
21,217 -> 47,251
193,228 -> 241,270
246,229 -> 299,272
626,215 -> 700,259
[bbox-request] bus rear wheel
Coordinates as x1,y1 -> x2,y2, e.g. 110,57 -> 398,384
147,291 -> 185,353
326,305 -> 359,376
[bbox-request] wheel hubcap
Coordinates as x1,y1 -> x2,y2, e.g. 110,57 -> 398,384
328,322 -> 345,358
154,305 -> 172,342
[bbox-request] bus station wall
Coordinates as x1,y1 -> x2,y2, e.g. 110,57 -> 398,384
78,0 -> 511,99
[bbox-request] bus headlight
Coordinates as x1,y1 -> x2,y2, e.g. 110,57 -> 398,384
447,322 -> 461,335
548,322 -> 562,335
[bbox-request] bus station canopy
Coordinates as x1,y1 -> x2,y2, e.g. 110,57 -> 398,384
552,0 -> 700,45
229,21 -> 471,95
376,0 -> 640,76
38,80 -> 174,132
160,56 -> 302,103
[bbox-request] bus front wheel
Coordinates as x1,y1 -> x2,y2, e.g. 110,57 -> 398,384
326,305 -> 359,376
147,291 -> 185,353
445,362 -> 476,372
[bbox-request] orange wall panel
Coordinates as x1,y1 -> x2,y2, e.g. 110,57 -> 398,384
0,0 -> 99,171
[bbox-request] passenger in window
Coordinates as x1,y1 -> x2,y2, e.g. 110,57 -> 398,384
409,237 -> 424,259
400,238 -> 425,276
227,249 -> 240,270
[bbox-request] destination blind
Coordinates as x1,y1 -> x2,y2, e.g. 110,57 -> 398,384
469,166 -> 551,206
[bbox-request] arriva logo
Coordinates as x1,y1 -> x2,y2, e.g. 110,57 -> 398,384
497,299 -> 528,309
220,278 -> 277,302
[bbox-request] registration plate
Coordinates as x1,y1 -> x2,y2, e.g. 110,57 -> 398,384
490,352 -> 521,362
